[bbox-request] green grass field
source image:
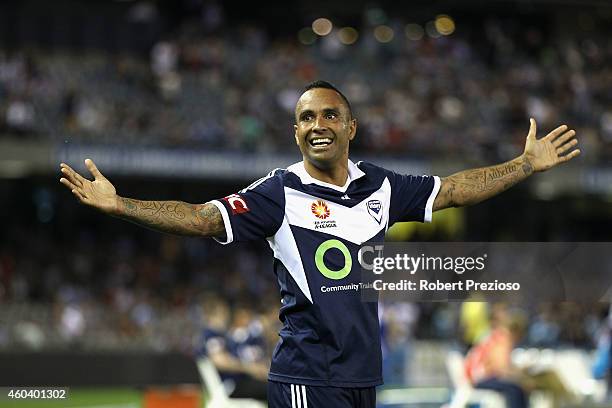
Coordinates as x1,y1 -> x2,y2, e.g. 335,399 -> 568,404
0,388 -> 142,408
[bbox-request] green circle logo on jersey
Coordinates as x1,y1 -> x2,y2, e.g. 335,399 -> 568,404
315,239 -> 352,280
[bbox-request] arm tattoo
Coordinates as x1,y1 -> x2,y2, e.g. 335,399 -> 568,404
434,156 -> 534,210
192,203 -> 225,236
117,198 -> 225,237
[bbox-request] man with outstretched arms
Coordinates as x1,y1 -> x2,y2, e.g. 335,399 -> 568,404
60,81 -> 580,408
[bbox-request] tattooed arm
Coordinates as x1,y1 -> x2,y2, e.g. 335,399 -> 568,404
116,199 -> 224,237
433,155 -> 533,210
433,119 -> 580,211
60,159 -> 225,238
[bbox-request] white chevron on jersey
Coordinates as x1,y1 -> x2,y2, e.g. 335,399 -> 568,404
267,217 -> 314,303
283,178 -> 392,245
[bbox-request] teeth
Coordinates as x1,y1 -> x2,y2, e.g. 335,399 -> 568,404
311,138 -> 332,146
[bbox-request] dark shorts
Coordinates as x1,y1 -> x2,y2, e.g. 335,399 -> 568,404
267,381 -> 376,408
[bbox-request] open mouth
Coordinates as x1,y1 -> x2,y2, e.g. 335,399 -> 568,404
309,137 -> 333,148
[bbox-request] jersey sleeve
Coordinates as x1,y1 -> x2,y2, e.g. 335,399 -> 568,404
387,171 -> 441,225
208,170 -> 285,244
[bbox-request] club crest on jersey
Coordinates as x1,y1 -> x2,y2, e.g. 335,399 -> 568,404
311,200 -> 337,229
367,199 -> 382,224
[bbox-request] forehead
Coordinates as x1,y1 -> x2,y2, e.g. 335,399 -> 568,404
296,88 -> 348,113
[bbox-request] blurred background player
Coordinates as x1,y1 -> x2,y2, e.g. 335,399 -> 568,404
198,297 -> 268,401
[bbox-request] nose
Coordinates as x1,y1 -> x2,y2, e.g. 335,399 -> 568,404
312,115 -> 327,133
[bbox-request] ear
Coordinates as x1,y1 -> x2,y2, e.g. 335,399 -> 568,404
348,118 -> 357,141
294,124 -> 299,146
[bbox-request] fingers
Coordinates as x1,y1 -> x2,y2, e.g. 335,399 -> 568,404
556,138 -> 579,155
59,177 -> 79,191
71,187 -> 88,203
552,129 -> 576,148
559,149 -> 581,163
543,124 -> 568,142
59,163 -> 86,187
553,127 -> 579,163
527,118 -> 537,140
59,176 -> 88,202
84,158 -> 104,180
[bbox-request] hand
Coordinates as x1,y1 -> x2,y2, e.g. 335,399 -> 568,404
523,118 -> 580,172
59,159 -> 119,215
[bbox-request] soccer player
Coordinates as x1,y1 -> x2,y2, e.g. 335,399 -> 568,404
59,81 -> 580,408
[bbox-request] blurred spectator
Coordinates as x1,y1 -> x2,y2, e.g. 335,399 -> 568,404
5,97 -> 35,135
380,302 -> 419,386
592,305 -> 612,399
465,307 -> 573,408
13,320 -> 45,350
465,308 -> 530,408
528,303 -> 561,347
459,297 -> 490,350
57,302 -> 86,346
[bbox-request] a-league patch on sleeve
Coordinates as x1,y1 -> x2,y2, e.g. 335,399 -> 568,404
223,193 -> 250,215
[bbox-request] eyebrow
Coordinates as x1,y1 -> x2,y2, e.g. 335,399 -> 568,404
298,107 -> 341,119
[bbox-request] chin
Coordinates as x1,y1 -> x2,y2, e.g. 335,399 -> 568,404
301,144 -> 346,169
306,155 -> 335,170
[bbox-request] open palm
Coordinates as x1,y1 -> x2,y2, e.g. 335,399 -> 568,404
59,159 -> 119,214
524,118 -> 580,172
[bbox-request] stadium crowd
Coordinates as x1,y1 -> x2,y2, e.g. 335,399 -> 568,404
0,17 -> 610,163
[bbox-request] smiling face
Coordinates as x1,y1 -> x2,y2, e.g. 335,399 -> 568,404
294,87 -> 356,170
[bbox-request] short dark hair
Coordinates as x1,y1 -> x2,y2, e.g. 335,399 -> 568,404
301,80 -> 352,117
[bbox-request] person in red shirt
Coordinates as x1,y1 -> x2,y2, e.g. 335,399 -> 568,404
464,307 -> 528,408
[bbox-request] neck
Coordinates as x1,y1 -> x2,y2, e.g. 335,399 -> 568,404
303,159 -> 349,187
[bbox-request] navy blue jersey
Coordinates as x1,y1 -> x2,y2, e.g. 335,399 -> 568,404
209,160 -> 440,387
